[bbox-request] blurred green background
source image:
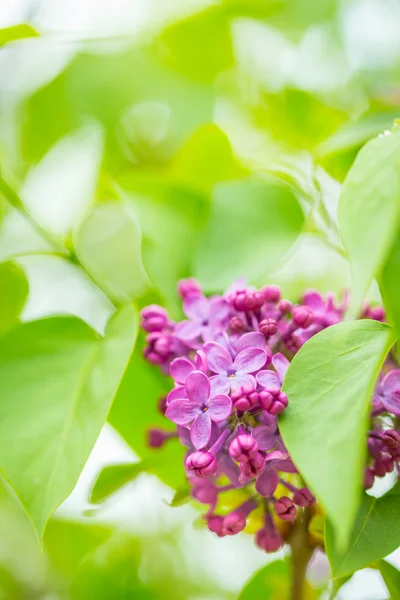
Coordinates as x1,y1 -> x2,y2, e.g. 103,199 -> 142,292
0,0 -> 399,598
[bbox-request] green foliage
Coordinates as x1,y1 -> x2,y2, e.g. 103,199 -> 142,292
194,177 -> 304,291
280,320 -> 394,550
326,483 -> 400,578
0,24 -> 39,46
90,461 -> 150,504
378,560 -> 400,599
74,202 -> 150,303
0,261 -> 29,335
338,125 -> 400,317
0,305 -> 137,541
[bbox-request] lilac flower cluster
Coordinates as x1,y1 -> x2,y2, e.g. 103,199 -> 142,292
141,279 -> 399,553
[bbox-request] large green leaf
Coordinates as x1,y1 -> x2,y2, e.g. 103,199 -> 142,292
74,202 -> 150,304
0,24 -> 39,47
109,333 -> 185,490
0,262 -> 29,335
280,320 -> 394,549
338,126 -> 400,317
379,560 -> 400,599
381,233 -> 400,338
326,484 -> 400,579
0,305 -> 137,541
237,559 -> 318,600
121,175 -> 207,315
193,177 -> 304,291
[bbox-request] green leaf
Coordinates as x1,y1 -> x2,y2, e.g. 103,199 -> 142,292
109,332 -> 185,490
237,559 -> 318,600
326,483 -> 400,579
379,560 -> 400,599
121,175 -> 207,315
338,125 -> 400,317
168,488 -> 191,507
158,7 -> 234,83
0,24 -> 39,47
74,202 -> 150,303
280,320 -> 394,550
170,123 -> 246,192
381,233 -> 400,339
328,576 -> 352,600
237,560 -> 290,600
90,461 -> 149,504
193,177 -> 304,291
21,124 -> 103,242
0,262 -> 29,335
0,305 -> 137,542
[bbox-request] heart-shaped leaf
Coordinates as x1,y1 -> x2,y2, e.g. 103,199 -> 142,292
280,320 -> 394,549
0,304 -> 137,542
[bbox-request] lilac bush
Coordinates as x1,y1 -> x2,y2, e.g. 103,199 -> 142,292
141,279 -> 400,553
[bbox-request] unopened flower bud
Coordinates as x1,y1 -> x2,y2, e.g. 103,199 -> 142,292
268,392 -> 288,415
259,318 -> 278,337
293,487 -> 315,507
278,300 -> 292,314
274,496 -> 297,521
191,480 -> 218,505
259,390 -> 273,412
373,457 -> 394,478
364,467 -> 375,490
256,527 -> 283,553
147,428 -> 172,448
382,429 -> 400,449
229,316 -> 245,333
232,292 -> 247,312
229,434 -> 259,462
293,306 -> 314,328
177,278 -> 202,299
239,452 -> 265,481
186,451 -> 217,478
222,511 -> 247,535
261,286 -> 281,303
207,515 -> 224,536
140,305 -> 168,332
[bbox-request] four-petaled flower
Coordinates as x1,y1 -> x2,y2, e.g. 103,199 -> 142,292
165,371 -> 232,449
204,333 -> 269,395
256,353 -> 289,392
175,294 -> 230,341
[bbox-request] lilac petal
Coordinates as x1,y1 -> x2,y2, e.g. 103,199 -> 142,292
209,374 -> 231,395
255,467 -> 278,497
382,392 -> 400,416
303,291 -> 325,311
256,370 -> 281,391
382,370 -> 400,393
175,320 -> 203,341
165,400 -> 199,425
252,426 -> 277,451
271,353 -> 290,381
204,341 -> 232,373
194,350 -> 208,372
185,370 -> 210,405
265,449 -> 289,463
235,332 -> 266,353
233,347 -> 267,373
167,386 -> 187,404
208,297 -> 230,323
274,459 -> 298,473
231,373 -> 256,391
169,357 -> 194,384
207,394 -> 232,421
177,425 -> 192,447
183,294 -> 209,321
190,412 -> 212,449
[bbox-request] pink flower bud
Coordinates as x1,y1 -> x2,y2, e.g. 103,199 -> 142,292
186,451 -> 217,478
293,306 -> 314,328
229,434 -> 259,462
177,278 -> 202,299
364,467 -> 375,490
274,496 -> 296,521
256,528 -> 283,553
268,392 -> 288,415
222,511 -> 247,535
278,299 -> 292,314
229,316 -> 245,333
261,286 -> 281,303
207,515 -> 224,536
382,429 -> 400,449
293,487 -> 315,507
259,318 -> 278,337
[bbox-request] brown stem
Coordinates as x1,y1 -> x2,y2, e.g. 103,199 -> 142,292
288,508 -> 314,600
